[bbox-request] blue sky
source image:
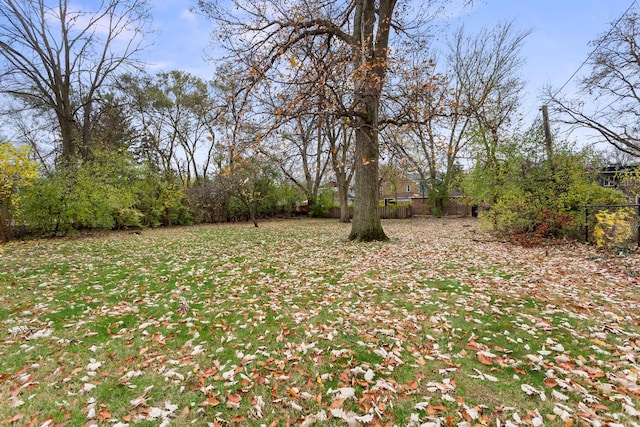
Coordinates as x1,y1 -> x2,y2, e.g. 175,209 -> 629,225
146,0 -> 636,137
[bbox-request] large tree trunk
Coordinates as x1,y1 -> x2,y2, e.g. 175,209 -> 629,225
347,0 -> 391,242
349,100 -> 387,241
0,199 -> 10,242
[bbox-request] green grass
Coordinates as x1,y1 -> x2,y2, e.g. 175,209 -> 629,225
0,218 -> 638,426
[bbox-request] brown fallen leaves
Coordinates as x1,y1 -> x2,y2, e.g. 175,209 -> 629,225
0,218 -> 639,426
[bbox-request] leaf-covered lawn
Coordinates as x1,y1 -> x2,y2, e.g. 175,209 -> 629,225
0,218 -> 639,426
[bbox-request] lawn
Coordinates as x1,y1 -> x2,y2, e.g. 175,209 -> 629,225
0,217 -> 639,426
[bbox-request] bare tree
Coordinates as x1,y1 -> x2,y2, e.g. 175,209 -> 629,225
387,21 -> 528,213
116,73 -> 180,175
197,0 -> 465,241
386,57 -> 458,214
264,115 -> 331,212
452,21 -> 529,171
257,35 -> 348,216
328,117 -> 355,223
547,8 -> 640,157
0,0 -> 152,162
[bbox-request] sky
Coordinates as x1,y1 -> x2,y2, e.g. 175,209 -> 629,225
143,0 -> 637,141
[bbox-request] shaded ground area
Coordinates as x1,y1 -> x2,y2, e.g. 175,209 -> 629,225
0,218 -> 639,426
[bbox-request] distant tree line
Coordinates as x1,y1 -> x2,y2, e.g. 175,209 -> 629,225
0,0 -> 635,242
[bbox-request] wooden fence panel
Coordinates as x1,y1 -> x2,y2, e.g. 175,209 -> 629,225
327,206 -> 411,219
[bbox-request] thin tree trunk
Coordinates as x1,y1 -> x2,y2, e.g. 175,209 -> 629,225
336,171 -> 350,223
0,198 -> 11,242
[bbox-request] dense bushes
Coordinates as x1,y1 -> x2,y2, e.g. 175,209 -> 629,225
464,135 -> 627,240
17,152 -> 192,236
0,143 -> 39,242
12,150 -> 296,238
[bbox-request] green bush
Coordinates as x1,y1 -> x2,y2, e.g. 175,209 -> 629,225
131,172 -> 192,227
465,132 -> 628,240
18,151 -> 193,235
308,186 -> 336,218
18,164 -> 131,235
115,208 -> 145,229
17,173 -> 68,235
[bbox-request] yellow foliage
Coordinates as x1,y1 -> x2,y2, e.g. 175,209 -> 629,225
0,143 -> 38,198
593,208 -> 634,247
0,143 -> 38,241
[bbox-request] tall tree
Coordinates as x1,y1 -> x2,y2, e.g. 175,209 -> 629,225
0,0 -> 152,161
257,36 -> 341,214
265,115 -> 331,213
117,70 -> 221,185
197,0 -> 463,241
157,71 -> 218,186
328,117 -> 355,223
387,22 -> 528,214
451,21 -> 529,173
387,57 -> 457,215
547,7 -> 640,157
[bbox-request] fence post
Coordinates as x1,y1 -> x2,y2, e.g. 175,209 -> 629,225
585,206 -> 589,244
637,204 -> 640,248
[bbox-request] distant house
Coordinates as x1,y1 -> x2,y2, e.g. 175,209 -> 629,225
378,172 -> 470,216
379,173 -> 424,206
598,164 -> 640,202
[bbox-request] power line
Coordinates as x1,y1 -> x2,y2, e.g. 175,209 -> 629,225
552,0 -> 637,97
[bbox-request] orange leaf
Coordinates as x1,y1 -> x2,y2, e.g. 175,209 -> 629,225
329,398 -> 345,410
97,407 -> 112,421
476,353 -> 493,366
226,394 -> 241,408
199,396 -> 220,407
0,413 -> 24,424
201,367 -> 218,378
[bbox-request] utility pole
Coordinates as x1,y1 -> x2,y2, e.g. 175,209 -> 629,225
541,105 -> 553,159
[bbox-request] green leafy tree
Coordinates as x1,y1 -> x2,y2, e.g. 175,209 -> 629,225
18,150 -> 193,235
219,156 -> 279,227
464,124 -> 627,239
20,152 -> 137,234
0,143 -> 38,242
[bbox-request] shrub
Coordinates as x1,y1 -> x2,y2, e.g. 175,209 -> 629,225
19,151 -> 193,235
0,143 -> 39,241
308,187 -> 336,218
466,130 -> 629,241
115,208 -> 145,229
593,208 -> 635,247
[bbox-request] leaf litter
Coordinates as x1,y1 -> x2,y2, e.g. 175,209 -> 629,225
0,218 -> 638,426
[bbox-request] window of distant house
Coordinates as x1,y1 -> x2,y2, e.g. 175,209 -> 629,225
407,185 -> 411,192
